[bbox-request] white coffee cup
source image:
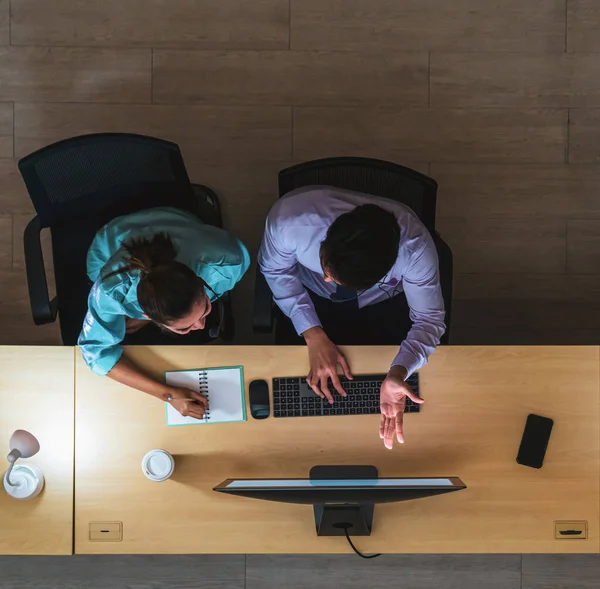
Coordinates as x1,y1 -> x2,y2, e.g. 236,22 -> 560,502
142,449 -> 175,482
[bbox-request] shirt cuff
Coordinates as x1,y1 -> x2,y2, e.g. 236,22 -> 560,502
390,351 -> 421,380
290,309 -> 322,337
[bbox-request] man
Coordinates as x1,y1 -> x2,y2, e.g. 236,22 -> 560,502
258,186 -> 445,449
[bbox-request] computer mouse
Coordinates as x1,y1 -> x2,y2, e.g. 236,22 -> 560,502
249,379 -> 270,420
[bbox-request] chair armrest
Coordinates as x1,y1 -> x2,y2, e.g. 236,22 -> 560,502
217,293 -> 235,342
24,216 -> 57,325
253,266 -> 274,333
191,184 -> 223,228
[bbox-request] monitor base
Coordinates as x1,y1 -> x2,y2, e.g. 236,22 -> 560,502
314,504 -> 374,536
310,465 -> 378,537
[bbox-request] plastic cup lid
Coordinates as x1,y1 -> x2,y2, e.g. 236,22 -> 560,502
142,450 -> 174,480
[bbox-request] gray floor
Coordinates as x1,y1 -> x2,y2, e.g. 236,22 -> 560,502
0,554 -> 599,588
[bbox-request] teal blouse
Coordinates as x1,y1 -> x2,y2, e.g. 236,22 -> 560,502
78,207 -> 250,376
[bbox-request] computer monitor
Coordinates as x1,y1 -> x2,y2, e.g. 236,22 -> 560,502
214,465 -> 466,537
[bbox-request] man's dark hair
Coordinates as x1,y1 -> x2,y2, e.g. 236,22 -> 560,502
320,204 -> 400,290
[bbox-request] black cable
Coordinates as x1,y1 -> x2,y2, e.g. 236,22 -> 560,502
342,526 -> 382,559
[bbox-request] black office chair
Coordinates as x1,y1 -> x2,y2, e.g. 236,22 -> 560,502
253,157 -> 453,344
19,133 -> 234,345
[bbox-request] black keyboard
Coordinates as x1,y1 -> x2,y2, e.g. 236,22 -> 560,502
272,373 -> 420,418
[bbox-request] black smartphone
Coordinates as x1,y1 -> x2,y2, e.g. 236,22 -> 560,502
516,414 -> 554,469
249,380 -> 270,420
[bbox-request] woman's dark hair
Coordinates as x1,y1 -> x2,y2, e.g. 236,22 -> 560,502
105,232 -> 205,325
320,204 -> 400,290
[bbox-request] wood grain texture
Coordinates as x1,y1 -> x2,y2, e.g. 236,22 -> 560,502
247,555 -> 521,589
0,270 -> 60,344
567,220 -> 600,274
432,164 -> 600,218
0,103 -> 12,157
293,107 -> 567,163
431,53 -> 600,107
568,0 -> 600,52
437,218 -> 566,274
453,300 -> 600,332
11,0 -> 289,49
0,159 -> 33,214
569,109 -> 600,162
14,103 -> 292,161
0,347 -> 74,555
0,214 -> 11,268
453,273 -> 600,302
452,322 -> 600,346
0,0 -> 8,45
0,47 -> 151,103
0,555 -> 245,589
74,346 -> 600,554
522,554 -> 600,589
186,160 -> 286,222
291,0 -> 565,51
153,50 -> 429,106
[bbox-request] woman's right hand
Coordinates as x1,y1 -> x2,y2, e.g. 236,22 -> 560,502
166,386 -> 209,419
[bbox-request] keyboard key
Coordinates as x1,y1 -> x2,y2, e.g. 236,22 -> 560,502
272,373 -> 419,418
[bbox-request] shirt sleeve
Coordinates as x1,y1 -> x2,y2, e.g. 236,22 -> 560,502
258,215 -> 322,335
77,280 -> 127,376
391,234 -> 446,377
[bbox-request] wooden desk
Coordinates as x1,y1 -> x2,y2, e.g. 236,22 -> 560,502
74,346 -> 600,554
0,346 -> 75,555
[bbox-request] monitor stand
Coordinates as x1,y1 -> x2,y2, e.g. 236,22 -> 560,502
310,465 -> 378,537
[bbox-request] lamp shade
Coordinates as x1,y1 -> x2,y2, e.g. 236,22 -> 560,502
9,430 -> 40,460
4,430 -> 44,500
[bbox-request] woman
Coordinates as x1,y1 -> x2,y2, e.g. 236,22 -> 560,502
78,206 -> 250,418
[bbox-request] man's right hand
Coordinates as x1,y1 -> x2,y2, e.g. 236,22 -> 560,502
166,386 -> 209,419
303,326 -> 353,403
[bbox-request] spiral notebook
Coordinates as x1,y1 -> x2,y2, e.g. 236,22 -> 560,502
164,366 -> 246,426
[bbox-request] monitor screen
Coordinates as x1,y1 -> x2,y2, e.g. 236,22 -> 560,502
225,478 -> 456,489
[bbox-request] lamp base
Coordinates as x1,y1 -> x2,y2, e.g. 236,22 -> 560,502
3,464 -> 44,500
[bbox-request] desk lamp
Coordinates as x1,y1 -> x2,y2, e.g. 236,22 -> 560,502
3,429 -> 44,500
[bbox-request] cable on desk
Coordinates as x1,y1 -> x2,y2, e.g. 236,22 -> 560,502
341,525 -> 382,559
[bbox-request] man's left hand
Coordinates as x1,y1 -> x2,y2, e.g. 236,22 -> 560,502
379,365 -> 424,450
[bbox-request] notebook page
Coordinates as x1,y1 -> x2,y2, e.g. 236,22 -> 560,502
165,367 -> 245,426
204,367 -> 246,422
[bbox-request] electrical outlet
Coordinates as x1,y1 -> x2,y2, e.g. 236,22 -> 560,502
89,521 -> 123,542
554,521 -> 587,540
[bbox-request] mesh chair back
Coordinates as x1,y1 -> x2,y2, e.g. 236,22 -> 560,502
278,157 -> 438,233
18,133 -> 196,227
18,133 -> 199,344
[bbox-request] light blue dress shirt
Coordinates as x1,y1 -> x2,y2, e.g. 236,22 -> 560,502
78,207 -> 250,376
258,187 -> 446,377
